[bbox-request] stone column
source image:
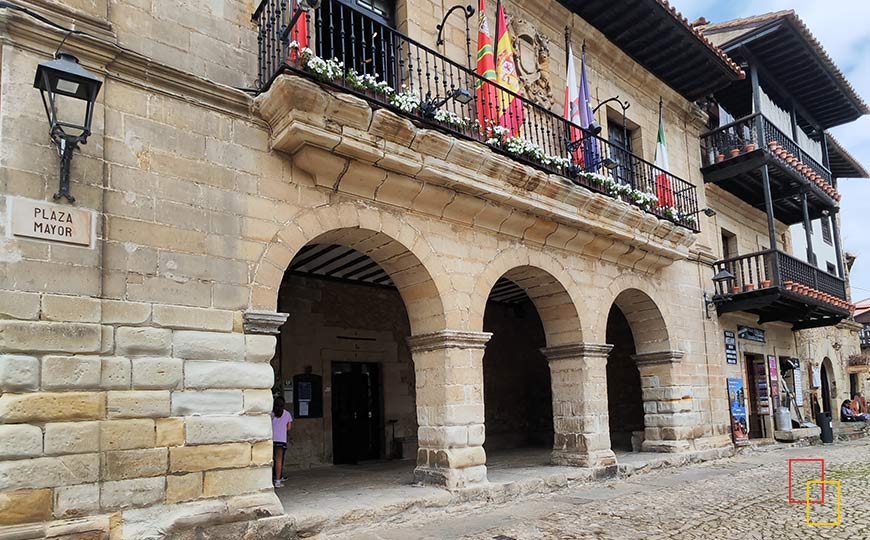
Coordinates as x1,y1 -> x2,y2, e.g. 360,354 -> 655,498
542,343 -> 617,469
408,330 -> 491,490
633,350 -> 696,452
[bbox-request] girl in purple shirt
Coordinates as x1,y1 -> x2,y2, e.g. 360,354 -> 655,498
271,396 -> 293,487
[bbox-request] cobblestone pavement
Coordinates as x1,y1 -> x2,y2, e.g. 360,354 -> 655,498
330,440 -> 870,540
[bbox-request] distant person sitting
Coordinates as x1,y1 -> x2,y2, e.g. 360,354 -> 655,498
841,400 -> 870,422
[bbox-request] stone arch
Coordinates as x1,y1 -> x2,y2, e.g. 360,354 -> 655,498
601,278 -> 674,354
471,248 -> 586,347
252,201 -> 452,335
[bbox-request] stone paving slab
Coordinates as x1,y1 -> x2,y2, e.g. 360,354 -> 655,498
325,440 -> 870,540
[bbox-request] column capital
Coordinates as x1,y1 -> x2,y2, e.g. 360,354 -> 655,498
541,342 -> 613,361
407,330 -> 492,353
242,310 -> 289,335
631,350 -> 685,365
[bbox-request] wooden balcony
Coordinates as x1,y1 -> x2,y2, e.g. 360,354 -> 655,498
700,113 -> 838,225
712,249 -> 850,329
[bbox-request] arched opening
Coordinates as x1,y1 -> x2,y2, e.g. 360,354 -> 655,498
605,288 -> 672,453
270,227 -> 444,497
480,265 -> 581,467
606,304 -> 645,452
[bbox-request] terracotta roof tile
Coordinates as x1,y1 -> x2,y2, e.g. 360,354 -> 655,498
655,0 -> 744,80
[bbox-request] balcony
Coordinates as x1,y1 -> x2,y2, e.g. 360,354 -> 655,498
700,113 -> 837,225
253,0 -> 699,231
712,249 -> 850,329
861,326 -> 870,349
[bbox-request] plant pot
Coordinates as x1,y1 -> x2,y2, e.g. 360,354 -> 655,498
767,140 -> 778,149
744,143 -> 756,152
730,148 -> 741,158
716,153 -> 725,163
744,283 -> 755,292
731,286 -> 742,295
761,280 -> 772,288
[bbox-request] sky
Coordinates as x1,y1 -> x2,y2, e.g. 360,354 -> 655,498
669,0 -> 870,302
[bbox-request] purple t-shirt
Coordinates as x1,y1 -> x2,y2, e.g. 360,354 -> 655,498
271,410 -> 293,443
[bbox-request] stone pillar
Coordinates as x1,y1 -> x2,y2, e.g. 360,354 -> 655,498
633,350 -> 696,453
408,330 -> 491,490
542,343 -> 617,469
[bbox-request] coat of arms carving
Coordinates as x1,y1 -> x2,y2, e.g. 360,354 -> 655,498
506,16 -> 555,109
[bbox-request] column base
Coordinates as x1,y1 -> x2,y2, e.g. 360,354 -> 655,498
641,439 -> 693,453
414,464 -> 487,490
551,448 -> 617,468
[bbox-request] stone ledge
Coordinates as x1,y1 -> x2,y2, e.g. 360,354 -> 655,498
632,350 -> 685,365
243,310 -> 289,335
407,331 -> 492,353
774,427 -> 821,442
541,343 -> 613,361
254,75 -> 696,271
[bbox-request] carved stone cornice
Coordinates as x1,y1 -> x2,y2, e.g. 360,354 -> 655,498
407,330 -> 492,353
255,75 -> 698,272
243,310 -> 289,335
541,343 -> 613,360
631,350 -> 685,365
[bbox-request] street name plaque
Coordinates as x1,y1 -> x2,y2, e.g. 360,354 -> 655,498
9,197 -> 94,247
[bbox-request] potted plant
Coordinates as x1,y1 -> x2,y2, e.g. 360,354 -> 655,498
744,283 -> 755,292
767,139 -> 779,149
730,147 -> 741,158
716,151 -> 725,163
744,141 -> 756,152
731,284 -> 742,295
761,279 -> 772,288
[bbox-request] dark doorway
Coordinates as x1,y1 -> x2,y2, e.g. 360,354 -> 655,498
851,373 -> 860,400
745,354 -> 767,438
482,279 -> 553,451
331,361 -> 382,464
820,363 -> 832,414
606,305 -> 645,451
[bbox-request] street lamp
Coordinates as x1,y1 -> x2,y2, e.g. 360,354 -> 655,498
420,88 -> 474,119
33,53 -> 103,203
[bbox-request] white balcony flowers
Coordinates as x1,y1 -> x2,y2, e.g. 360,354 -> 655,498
285,43 -> 695,229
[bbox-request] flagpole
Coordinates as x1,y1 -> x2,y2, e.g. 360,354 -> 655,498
495,0 -> 502,62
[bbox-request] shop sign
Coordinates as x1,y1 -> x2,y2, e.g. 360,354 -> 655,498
727,377 -> 749,444
9,197 -> 94,247
738,325 -> 766,343
793,359 -> 804,406
768,355 -> 780,407
724,330 -> 738,364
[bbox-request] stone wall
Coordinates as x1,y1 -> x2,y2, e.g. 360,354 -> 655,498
0,0 -> 752,536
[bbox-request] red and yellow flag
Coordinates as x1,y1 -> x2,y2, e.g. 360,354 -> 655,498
288,0 -> 310,61
475,0 -> 499,130
494,1 -> 523,135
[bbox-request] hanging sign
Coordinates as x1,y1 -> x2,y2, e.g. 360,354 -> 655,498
768,355 -> 780,407
793,359 -> 804,406
811,365 -> 822,389
727,377 -> 749,444
738,325 -> 766,343
9,197 -> 94,247
724,330 -> 738,364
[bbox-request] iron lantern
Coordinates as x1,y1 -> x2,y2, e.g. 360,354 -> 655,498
33,53 -> 103,202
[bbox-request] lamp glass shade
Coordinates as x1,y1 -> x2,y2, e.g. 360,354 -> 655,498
33,53 -> 102,140
711,269 -> 736,284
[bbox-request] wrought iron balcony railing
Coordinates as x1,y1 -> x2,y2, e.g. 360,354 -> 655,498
713,249 -> 847,303
700,112 -> 836,196
253,0 -> 700,231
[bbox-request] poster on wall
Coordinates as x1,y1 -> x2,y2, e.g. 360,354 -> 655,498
793,360 -> 804,406
768,355 -> 780,408
724,330 -> 738,364
811,365 -> 822,389
727,377 -> 749,444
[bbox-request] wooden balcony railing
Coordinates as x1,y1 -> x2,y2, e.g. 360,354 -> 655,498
253,0 -> 700,231
700,113 -> 836,196
713,249 -> 847,307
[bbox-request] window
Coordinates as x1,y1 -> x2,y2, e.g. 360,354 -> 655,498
826,262 -> 836,275
721,229 -> 737,259
608,119 -> 635,187
318,0 -> 398,86
821,217 -> 833,245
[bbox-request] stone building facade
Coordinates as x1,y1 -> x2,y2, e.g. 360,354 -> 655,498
0,1 -> 863,539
